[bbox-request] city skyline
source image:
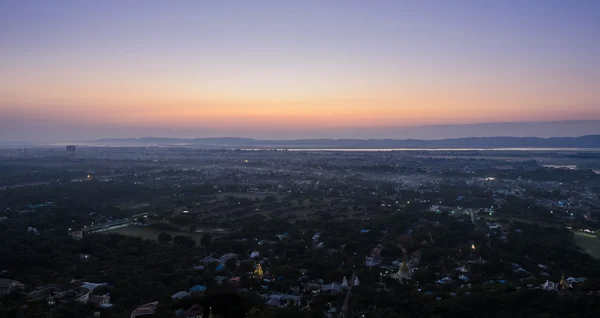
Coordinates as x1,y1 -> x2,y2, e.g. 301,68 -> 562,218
1,1 -> 600,142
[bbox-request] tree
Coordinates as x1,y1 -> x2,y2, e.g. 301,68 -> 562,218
225,257 -> 238,271
201,234 -> 212,247
174,235 -> 196,248
158,232 -> 172,244
173,235 -> 185,245
189,224 -> 197,232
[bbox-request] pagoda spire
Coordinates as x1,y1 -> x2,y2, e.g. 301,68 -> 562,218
400,260 -> 409,273
254,263 -> 263,278
392,257 -> 412,282
341,276 -> 349,288
559,271 -> 567,289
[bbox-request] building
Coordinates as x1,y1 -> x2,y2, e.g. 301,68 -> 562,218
83,219 -> 131,234
365,256 -> 381,268
176,304 -> 204,318
131,301 -> 159,318
254,263 -> 264,278
263,294 -> 302,307
88,294 -> 111,308
27,285 -> 57,301
49,282 -> 90,304
391,261 -> 412,282
189,285 -> 207,294
0,278 -> 25,296
171,291 -> 191,300
70,231 -> 83,240
321,283 -> 343,294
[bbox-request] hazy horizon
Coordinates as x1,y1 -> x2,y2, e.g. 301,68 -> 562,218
1,119 -> 600,145
2,1 -> 600,142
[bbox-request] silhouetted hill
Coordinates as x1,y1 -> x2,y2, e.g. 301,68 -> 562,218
92,135 -> 600,148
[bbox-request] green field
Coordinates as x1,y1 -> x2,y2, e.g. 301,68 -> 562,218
102,226 -> 225,245
574,232 -> 600,259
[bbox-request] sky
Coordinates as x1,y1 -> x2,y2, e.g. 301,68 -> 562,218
1,0 -> 600,142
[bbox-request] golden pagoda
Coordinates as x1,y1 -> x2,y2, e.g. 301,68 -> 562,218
400,260 -> 409,273
392,259 -> 412,281
254,263 -> 263,278
559,272 -> 567,289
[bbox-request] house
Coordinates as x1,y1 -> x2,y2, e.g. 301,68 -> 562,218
303,283 -> 320,293
56,286 -> 90,304
28,285 -> 57,301
214,276 -> 229,284
81,282 -> 109,291
0,278 -> 25,296
83,219 -> 130,234
189,285 -> 207,294
321,283 -> 343,294
177,304 -> 203,318
365,257 -> 381,268
487,223 -> 501,230
88,294 -> 111,307
218,253 -> 238,263
130,301 -> 159,318
566,277 -> 587,284
435,277 -> 452,284
200,256 -> 217,264
264,294 -> 302,307
172,291 -> 191,300
538,264 -> 549,270
70,231 -> 83,240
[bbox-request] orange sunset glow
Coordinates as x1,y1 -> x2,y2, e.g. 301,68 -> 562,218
1,1 -> 600,142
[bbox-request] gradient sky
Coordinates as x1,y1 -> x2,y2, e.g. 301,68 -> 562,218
1,0 -> 600,142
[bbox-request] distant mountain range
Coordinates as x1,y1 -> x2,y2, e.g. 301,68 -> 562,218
91,135 -> 600,149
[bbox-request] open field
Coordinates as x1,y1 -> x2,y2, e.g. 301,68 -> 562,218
101,225 -> 227,244
574,232 -> 600,259
487,215 -> 561,228
216,191 -> 285,200
114,202 -> 150,210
